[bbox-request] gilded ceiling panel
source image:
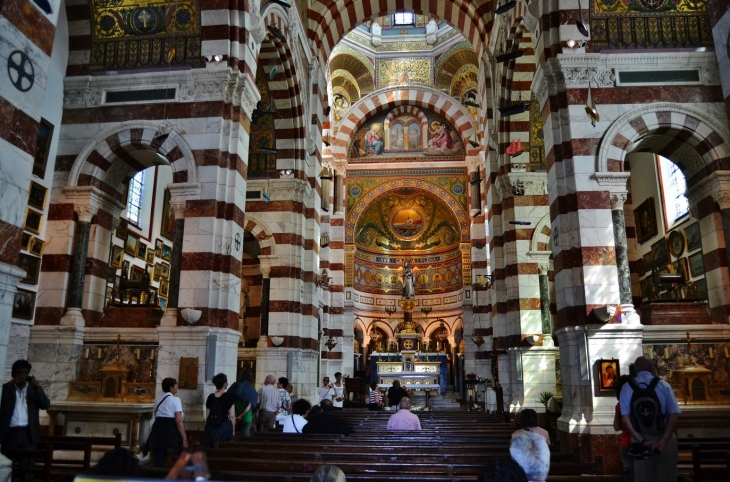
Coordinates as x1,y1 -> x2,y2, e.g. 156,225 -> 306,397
329,47 -> 376,92
590,0 -> 712,48
376,58 -> 432,88
90,0 -> 201,70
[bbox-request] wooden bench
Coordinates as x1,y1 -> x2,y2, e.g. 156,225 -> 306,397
692,446 -> 730,482
2,433 -> 122,482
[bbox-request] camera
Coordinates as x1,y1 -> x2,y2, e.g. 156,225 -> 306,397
26,375 -> 34,382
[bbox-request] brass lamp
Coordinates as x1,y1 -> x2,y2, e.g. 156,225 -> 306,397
325,335 -> 338,351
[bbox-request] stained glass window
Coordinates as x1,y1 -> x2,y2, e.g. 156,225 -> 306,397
658,155 -> 689,228
127,170 -> 145,225
393,12 -> 414,25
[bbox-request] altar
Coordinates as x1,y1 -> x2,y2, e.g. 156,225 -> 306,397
371,351 -> 447,395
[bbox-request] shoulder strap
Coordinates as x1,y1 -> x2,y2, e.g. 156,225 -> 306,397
648,377 -> 661,390
155,394 -> 172,415
319,387 -> 331,403
292,414 -> 301,433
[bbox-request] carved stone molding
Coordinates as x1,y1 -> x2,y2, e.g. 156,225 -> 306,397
257,255 -> 279,279
168,182 -> 201,218
497,173 -> 548,199
561,67 -> 615,88
64,186 -> 125,222
713,192 -> 730,211
64,69 -> 232,109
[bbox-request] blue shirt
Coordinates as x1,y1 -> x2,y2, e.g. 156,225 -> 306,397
619,371 -> 681,422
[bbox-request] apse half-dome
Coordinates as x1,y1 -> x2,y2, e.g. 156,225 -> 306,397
353,187 -> 463,295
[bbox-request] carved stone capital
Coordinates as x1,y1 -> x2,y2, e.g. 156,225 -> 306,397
610,193 -> 628,211
713,192 -> 730,211
258,255 -> 279,279
538,264 -> 551,276
170,203 -> 187,219
74,205 -> 99,223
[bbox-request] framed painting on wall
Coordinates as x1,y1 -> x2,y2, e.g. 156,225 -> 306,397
146,248 -> 155,263
689,251 -> 705,278
634,198 -> 658,244
155,238 -> 164,258
636,258 -> 645,277
117,218 -> 128,241
33,118 -> 54,179
125,232 -> 139,256
28,237 -> 45,256
161,244 -> 172,262
160,189 -> 174,241
652,238 -> 669,270
137,242 -> 147,260
27,182 -> 48,210
642,251 -> 654,272
598,359 -> 620,392
19,254 -> 41,285
110,245 -> 124,269
24,209 -> 42,234
685,222 -> 702,252
130,264 -> 146,281
12,289 -> 36,320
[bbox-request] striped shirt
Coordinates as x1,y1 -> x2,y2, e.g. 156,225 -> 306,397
258,384 -> 281,412
369,390 -> 380,404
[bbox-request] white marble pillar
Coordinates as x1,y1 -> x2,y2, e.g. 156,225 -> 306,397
0,263 -> 27,378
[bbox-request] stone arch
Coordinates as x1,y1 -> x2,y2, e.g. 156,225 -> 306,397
530,213 -> 552,253
68,121 -> 197,197
596,103 -> 730,187
243,213 -> 277,256
308,0 -> 490,68
369,319 -> 395,338
383,106 -> 428,151
330,86 -> 478,159
424,319 -> 450,340
256,5 -> 309,173
496,16 -> 536,169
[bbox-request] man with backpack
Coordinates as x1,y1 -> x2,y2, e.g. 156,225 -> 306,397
619,356 -> 681,482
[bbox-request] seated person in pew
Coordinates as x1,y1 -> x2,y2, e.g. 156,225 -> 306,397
510,430 -> 550,482
302,399 -> 350,436
387,397 -> 422,431
92,447 -> 140,476
311,464 -> 346,482
282,399 -> 311,433
478,456 -> 528,482
512,409 -> 550,445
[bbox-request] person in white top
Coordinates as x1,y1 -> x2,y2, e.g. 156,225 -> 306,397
511,409 -> 551,446
144,377 -> 188,467
331,372 -> 347,410
317,376 -> 334,404
511,431 -> 550,482
282,399 -> 311,434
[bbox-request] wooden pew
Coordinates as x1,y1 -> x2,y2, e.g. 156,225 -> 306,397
692,446 -> 730,482
2,433 -> 122,482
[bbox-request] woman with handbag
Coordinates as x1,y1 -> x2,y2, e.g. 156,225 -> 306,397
202,373 -> 236,447
317,376 -> 334,404
145,378 -> 188,467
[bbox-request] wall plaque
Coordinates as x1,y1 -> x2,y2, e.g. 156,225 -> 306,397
178,357 -> 198,389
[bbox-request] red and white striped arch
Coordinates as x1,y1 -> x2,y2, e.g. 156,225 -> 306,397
68,121 -> 197,200
257,6 -> 309,174
307,0 -> 493,68
597,103 -> 730,186
328,87 -> 478,160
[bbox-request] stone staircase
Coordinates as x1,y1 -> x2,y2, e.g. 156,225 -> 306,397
427,393 -> 462,411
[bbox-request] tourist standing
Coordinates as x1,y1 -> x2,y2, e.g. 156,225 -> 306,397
368,382 -> 383,411
332,372 -> 347,410
257,374 -> 281,431
202,373 -> 236,447
318,377 -> 334,404
145,377 -> 188,467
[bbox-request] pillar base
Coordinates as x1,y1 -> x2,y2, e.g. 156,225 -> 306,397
160,308 -> 178,327
60,308 -> 86,328
556,428 -> 623,475
620,303 -> 641,325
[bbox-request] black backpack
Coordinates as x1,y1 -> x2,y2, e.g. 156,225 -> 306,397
628,377 -> 665,437
206,396 -> 225,428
